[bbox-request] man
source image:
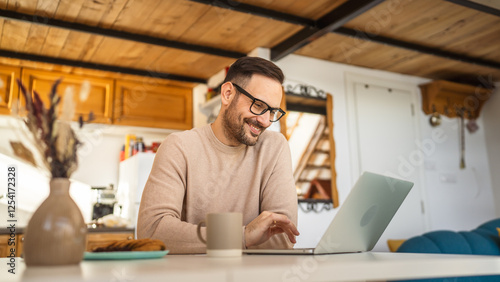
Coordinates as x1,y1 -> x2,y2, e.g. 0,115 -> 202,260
137,56 -> 299,254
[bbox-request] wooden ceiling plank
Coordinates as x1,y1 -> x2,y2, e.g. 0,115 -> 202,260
133,45 -> 174,71
196,11 -> 257,51
40,26 -> 70,57
23,24 -> 50,54
110,0 -> 163,33
144,0 -> 209,41
160,1 -> 212,41
178,6 -> 238,47
106,41 -> 149,67
153,49 -> 208,78
58,31 -> 91,60
87,36 -> 129,65
236,18 -> 301,52
6,0 -> 38,13
95,0 -> 128,29
0,19 -> 30,51
53,0 -> 84,22
35,0 -> 59,17
79,34 -> 105,61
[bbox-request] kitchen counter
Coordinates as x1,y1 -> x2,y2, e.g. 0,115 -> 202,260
0,227 -> 134,235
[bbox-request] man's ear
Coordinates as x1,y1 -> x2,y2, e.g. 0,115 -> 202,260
220,82 -> 234,107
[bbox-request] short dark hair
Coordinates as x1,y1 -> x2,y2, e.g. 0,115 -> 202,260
223,57 -> 284,87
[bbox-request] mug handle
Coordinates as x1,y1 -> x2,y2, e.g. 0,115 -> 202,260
197,221 -> 206,244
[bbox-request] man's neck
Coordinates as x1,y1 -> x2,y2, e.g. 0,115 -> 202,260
210,119 -> 241,147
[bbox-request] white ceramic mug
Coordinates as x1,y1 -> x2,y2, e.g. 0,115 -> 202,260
197,212 -> 242,257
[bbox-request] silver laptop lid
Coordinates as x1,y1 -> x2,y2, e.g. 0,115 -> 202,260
314,172 -> 413,254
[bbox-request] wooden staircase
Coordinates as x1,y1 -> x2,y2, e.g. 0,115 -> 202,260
292,95 -> 338,207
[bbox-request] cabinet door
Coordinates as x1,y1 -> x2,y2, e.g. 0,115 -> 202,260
86,232 -> 134,252
113,81 -> 192,129
0,65 -> 21,115
16,234 -> 24,257
21,69 -> 114,124
0,234 -> 15,257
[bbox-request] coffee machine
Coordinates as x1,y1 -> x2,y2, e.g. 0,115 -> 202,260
91,185 -> 118,220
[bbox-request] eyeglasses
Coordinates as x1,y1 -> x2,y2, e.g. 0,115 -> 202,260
232,83 -> 286,122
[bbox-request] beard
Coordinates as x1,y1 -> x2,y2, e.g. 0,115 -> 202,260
222,97 -> 265,146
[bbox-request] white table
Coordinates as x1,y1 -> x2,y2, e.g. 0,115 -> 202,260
2,252 -> 500,281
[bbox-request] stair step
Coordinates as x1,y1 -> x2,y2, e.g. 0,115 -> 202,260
313,149 -> 330,154
304,164 -> 331,170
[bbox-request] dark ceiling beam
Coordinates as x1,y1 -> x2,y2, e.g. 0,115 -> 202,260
0,9 -> 245,59
444,0 -> 500,17
0,49 -> 206,84
187,0 -> 315,26
334,27 -> 500,70
270,0 -> 385,61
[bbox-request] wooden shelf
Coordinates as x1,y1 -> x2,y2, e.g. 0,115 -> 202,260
419,80 -> 494,119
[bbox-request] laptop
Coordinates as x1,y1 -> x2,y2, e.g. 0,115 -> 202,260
244,171 -> 413,255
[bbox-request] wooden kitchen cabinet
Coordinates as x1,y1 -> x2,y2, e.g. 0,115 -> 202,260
0,234 -> 21,258
0,65 -> 21,115
113,80 -> 193,130
21,69 -> 114,124
86,232 -> 134,252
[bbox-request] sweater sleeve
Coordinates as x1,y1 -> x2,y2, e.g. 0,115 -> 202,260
253,134 -> 298,249
136,134 -> 206,254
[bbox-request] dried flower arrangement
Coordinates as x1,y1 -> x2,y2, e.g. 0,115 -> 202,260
15,78 -> 94,178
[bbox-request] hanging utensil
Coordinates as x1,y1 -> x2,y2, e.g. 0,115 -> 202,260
429,105 -> 441,127
466,111 -> 479,133
429,112 -> 441,127
458,109 -> 466,169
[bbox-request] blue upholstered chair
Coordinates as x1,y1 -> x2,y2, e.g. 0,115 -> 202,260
394,218 -> 500,282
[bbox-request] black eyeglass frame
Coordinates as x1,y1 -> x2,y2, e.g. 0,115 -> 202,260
231,83 -> 286,122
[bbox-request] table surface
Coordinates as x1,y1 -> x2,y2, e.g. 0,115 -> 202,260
2,252 -> 500,282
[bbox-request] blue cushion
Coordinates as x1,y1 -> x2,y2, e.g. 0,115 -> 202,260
398,231 -> 472,254
394,218 -> 500,282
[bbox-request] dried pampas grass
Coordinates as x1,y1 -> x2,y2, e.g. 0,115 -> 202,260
15,78 -> 90,178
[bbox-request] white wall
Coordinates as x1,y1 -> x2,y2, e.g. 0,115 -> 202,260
277,54 -> 497,249
276,54 -> 428,207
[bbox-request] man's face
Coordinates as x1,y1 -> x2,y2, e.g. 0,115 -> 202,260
222,74 -> 282,146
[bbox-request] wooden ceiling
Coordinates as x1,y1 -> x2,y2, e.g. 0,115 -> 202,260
0,0 -> 499,86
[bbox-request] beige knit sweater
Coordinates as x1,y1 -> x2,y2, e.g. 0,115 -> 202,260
137,124 -> 298,254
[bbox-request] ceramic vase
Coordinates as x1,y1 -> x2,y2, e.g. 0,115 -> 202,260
23,178 -> 87,266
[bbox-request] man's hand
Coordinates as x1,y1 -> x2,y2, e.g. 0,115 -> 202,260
244,211 -> 300,248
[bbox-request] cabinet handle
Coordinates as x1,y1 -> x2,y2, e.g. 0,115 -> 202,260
127,236 -> 133,240
21,237 -> 25,242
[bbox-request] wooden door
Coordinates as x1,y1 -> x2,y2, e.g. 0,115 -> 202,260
348,81 -> 426,251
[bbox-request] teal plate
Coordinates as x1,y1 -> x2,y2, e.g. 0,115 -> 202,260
84,250 -> 169,260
